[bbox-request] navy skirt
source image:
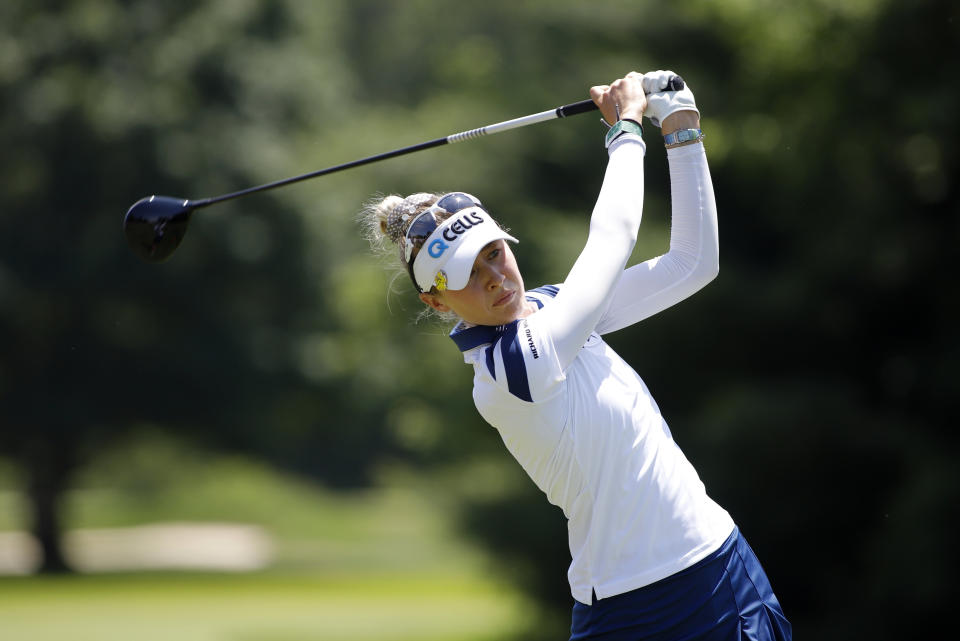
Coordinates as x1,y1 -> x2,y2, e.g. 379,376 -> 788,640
570,528 -> 791,641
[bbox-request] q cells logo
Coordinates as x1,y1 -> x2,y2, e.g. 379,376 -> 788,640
427,211 -> 486,259
442,212 -> 485,241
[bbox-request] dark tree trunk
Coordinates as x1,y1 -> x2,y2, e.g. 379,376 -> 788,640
26,444 -> 76,574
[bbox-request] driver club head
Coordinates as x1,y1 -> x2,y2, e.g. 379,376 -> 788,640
123,196 -> 194,262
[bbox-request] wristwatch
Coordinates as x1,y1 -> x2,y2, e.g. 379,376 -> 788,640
663,128 -> 704,148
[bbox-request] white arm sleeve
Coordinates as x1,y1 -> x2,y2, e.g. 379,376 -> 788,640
595,142 -> 719,335
481,139 -> 718,402
535,133 -> 648,369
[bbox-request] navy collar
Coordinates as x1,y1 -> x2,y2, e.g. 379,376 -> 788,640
450,322 -> 512,352
449,292 -> 549,353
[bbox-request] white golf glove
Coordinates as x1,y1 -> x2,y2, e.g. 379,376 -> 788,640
642,70 -> 699,128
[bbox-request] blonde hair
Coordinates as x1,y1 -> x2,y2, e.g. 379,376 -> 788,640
359,192 -> 438,261
359,192 -> 458,322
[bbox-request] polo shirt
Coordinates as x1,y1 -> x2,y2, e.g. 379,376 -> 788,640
447,139 -> 734,605
451,285 -> 734,604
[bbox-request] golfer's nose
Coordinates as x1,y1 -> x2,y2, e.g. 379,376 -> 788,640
481,264 -> 504,290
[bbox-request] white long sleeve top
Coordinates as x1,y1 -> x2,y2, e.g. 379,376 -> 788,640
449,134 -> 734,605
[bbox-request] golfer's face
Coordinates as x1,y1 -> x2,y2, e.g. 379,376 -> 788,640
437,240 -> 528,326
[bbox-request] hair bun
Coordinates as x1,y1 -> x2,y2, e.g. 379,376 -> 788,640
383,193 -> 435,244
377,195 -> 406,243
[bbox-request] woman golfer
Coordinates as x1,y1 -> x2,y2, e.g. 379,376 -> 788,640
362,70 -> 791,641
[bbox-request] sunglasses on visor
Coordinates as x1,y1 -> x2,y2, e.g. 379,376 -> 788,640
404,192 -> 483,292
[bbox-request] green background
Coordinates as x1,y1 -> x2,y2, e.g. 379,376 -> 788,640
0,1 -> 956,639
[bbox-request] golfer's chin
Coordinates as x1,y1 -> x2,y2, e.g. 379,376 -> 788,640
487,289 -> 531,324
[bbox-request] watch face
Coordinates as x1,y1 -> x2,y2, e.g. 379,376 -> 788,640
666,129 -> 701,145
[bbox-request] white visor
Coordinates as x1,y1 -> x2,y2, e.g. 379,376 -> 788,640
411,207 -> 518,292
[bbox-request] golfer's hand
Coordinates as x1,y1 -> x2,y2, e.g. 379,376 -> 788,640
590,71 -> 647,124
642,70 -> 700,132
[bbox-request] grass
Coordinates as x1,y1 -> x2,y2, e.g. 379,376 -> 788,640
2,431 -> 520,574
0,432 -> 540,640
0,571 -> 528,641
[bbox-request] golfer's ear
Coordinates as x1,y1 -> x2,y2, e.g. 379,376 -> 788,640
419,292 -> 450,312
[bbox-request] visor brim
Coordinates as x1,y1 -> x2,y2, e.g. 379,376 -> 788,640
411,208 -> 518,292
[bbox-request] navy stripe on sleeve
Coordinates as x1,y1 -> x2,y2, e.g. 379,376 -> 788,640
530,284 -> 559,298
499,322 -> 532,402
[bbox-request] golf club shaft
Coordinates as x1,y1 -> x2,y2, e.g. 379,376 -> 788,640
191,99 -> 601,209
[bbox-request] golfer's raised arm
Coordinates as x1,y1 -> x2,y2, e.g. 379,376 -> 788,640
596,109 -> 719,335
542,73 -> 649,368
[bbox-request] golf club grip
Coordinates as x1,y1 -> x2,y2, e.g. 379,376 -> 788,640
557,99 -> 599,117
557,75 -> 686,118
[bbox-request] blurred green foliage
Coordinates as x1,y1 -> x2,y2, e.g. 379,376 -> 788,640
0,0 -> 957,639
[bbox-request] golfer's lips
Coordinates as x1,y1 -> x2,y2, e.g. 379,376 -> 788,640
493,289 -> 516,307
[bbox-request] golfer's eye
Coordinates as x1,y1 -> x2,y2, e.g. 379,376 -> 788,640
487,248 -> 501,261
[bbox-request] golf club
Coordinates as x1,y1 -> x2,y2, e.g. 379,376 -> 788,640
124,77 -> 684,262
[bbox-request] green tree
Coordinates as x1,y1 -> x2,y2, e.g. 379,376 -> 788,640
0,0 -> 395,572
